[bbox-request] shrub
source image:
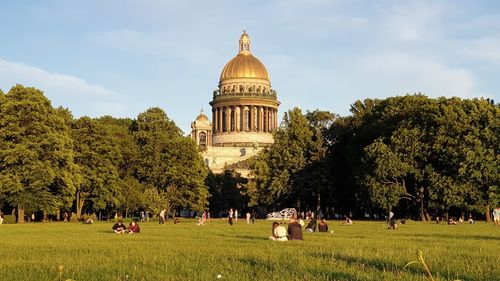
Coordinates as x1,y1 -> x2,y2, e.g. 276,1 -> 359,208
2,214 -> 16,224
83,213 -> 97,222
70,213 -> 79,222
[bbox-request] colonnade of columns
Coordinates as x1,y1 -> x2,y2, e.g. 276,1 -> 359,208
212,105 -> 278,133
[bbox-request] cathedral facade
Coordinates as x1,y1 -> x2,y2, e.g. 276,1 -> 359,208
191,31 -> 280,176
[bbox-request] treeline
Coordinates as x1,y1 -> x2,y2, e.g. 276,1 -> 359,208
1,85 -> 498,222
248,95 -> 499,221
0,85 -> 208,223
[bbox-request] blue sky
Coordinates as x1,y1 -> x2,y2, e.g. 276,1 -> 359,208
1,1 -> 499,133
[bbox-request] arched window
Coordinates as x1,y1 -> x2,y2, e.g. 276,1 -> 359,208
199,132 -> 207,148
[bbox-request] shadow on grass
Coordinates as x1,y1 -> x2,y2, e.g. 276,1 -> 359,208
239,257 -> 275,272
217,234 -> 268,241
404,233 -> 500,241
306,268 -> 359,281
308,252 -> 424,277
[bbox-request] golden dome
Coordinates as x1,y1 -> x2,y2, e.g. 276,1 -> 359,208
195,108 -> 210,123
196,113 -> 209,122
220,31 -> 270,81
192,109 -> 211,128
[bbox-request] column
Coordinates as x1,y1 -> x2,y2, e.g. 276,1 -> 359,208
218,107 -> 222,133
262,107 -> 269,133
239,105 -> 244,132
249,106 -> 254,132
258,107 -> 263,132
266,107 -> 272,133
226,107 -> 231,132
270,109 -> 273,131
235,106 -> 240,132
213,108 -> 218,133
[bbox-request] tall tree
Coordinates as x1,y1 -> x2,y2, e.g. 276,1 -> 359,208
206,170 -> 248,215
249,107 -> 326,211
0,85 -> 76,223
133,107 -> 208,217
71,117 -> 120,218
96,116 -> 144,217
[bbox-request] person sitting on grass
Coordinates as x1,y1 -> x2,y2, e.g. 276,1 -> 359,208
468,213 -> 474,224
112,219 -> 126,234
318,218 -> 328,232
128,220 -> 140,234
197,217 -> 204,226
287,217 -> 303,241
448,218 -> 458,225
269,222 -> 288,241
343,216 -> 353,225
305,217 -> 317,233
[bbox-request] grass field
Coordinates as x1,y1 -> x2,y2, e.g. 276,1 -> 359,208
0,219 -> 498,281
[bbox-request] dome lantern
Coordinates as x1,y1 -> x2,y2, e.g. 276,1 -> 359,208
219,31 -> 270,83
239,30 -> 251,54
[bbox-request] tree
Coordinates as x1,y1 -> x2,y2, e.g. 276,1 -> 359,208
0,85 -> 76,223
96,116 -> 144,217
133,107 -> 208,217
118,176 -> 144,218
71,117 -> 120,219
206,170 -> 248,215
249,107 -> 328,212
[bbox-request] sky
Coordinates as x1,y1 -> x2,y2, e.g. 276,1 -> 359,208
1,0 -> 499,134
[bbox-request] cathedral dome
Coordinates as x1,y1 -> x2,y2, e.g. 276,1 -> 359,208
219,31 -> 270,82
195,111 -> 210,125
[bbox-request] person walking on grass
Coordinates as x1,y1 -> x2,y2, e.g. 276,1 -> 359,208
234,209 -> 238,222
228,208 -> 234,225
246,212 -> 251,224
159,209 -> 166,225
493,207 -> 500,227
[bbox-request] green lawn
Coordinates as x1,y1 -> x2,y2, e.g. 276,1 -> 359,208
0,219 -> 498,281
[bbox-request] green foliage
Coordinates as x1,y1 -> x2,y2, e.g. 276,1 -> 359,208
71,117 -> 120,217
0,85 -> 76,219
331,95 -> 499,219
206,170 -> 248,213
133,107 -> 208,214
249,107 -> 333,211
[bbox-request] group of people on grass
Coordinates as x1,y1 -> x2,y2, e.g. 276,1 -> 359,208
227,208 -> 259,225
112,219 -> 140,234
107,206 -> 500,236
269,214 -> 331,241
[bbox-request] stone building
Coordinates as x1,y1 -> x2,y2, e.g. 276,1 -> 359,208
191,31 -> 280,176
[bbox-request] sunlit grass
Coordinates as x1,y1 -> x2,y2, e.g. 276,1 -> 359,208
0,220 -> 498,280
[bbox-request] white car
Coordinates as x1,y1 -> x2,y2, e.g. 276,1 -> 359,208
266,208 -> 297,220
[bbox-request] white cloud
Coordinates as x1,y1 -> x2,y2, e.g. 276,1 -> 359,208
356,53 -> 482,99
464,37 -> 500,63
379,2 -> 445,43
0,58 -> 130,117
